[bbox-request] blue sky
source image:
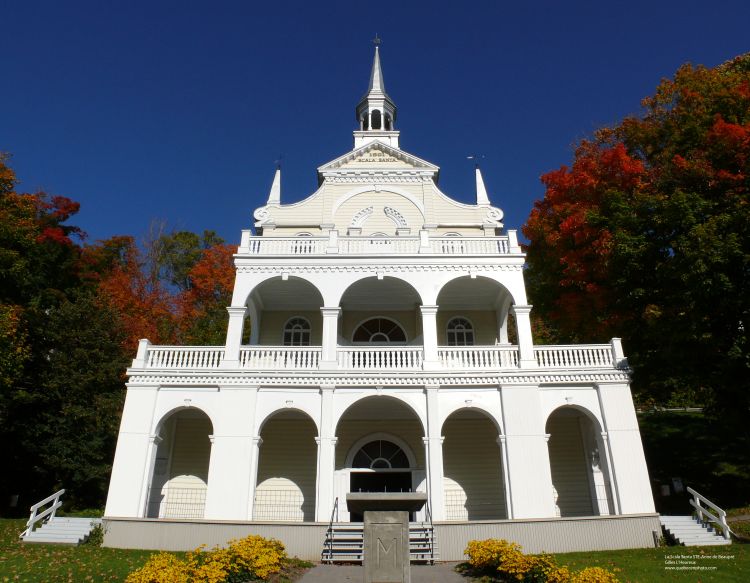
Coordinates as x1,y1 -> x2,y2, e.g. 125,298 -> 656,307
3,0 -> 749,245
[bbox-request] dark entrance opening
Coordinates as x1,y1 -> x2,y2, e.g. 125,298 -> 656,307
349,471 -> 413,521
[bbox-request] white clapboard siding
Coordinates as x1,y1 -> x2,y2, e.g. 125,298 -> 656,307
255,418 -> 317,521
547,413 -> 594,517
162,415 -> 212,518
443,417 -> 507,520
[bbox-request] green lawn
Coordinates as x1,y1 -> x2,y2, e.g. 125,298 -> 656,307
0,519 -> 311,582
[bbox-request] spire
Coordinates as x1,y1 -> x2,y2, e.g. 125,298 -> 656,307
475,164 -> 490,206
266,165 -> 281,205
355,37 -> 398,146
367,42 -> 388,97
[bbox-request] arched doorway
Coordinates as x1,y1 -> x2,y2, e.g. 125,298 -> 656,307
254,410 -> 317,521
442,409 -> 508,520
146,408 -> 213,519
546,407 -> 614,517
335,397 -> 426,521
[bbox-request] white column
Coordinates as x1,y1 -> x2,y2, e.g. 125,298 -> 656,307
424,385 -> 445,520
247,436 -> 263,520
421,305 -> 439,370
511,305 -> 537,368
223,306 -> 247,368
204,386 -> 257,520
104,385 -> 159,517
500,384 -> 556,518
320,308 -> 341,370
496,434 -> 513,519
315,385 -> 338,521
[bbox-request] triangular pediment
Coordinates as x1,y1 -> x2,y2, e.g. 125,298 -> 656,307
318,141 -> 440,172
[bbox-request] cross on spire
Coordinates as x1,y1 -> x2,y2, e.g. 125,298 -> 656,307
372,34 -> 381,46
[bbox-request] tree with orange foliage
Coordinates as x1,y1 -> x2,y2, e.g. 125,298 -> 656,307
524,55 -> 750,425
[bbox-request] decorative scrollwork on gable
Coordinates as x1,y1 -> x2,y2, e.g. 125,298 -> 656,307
484,206 -> 504,228
253,205 -> 272,226
350,206 -> 374,228
384,206 -> 408,228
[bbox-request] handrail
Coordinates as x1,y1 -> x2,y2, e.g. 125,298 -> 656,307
687,486 -> 732,540
324,497 -> 339,563
425,501 -> 435,564
20,489 -> 65,538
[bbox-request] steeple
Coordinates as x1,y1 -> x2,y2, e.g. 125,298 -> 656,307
266,165 -> 281,205
475,164 -> 490,206
354,37 -> 399,149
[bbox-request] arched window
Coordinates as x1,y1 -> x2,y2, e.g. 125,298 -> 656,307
384,114 -> 392,130
447,317 -> 474,346
283,317 -> 311,346
352,440 -> 410,469
353,318 -> 406,344
371,109 -> 382,130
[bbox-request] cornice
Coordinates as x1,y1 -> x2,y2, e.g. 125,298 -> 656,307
126,369 -> 631,388
234,263 -> 524,274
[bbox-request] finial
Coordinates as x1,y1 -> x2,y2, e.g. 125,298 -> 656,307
274,153 -> 284,170
372,34 -> 381,46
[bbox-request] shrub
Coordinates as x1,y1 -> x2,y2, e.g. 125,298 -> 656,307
125,534 -> 287,583
464,538 -> 619,583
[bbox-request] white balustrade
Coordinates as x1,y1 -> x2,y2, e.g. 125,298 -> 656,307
20,489 -> 65,538
146,346 -> 224,369
245,237 -> 327,255
438,346 -> 519,369
337,346 -> 424,370
430,237 -> 510,255
239,346 -> 321,370
239,235 -> 512,256
337,236 -> 421,254
534,345 -> 614,368
688,486 -> 731,539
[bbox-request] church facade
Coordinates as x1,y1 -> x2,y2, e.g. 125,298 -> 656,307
103,46 -> 658,558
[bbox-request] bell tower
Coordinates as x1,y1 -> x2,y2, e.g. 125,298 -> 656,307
354,37 -> 400,149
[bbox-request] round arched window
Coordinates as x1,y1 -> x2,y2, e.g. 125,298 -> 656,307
353,318 -> 406,344
352,440 -> 410,469
446,317 -> 475,346
283,317 -> 311,346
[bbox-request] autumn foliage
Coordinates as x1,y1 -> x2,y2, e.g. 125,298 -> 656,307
524,54 -> 750,418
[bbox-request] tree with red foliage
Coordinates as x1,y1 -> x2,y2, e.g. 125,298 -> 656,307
524,55 -> 750,424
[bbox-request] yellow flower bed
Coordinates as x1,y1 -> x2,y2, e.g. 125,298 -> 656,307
126,534 -> 287,583
465,539 -> 618,582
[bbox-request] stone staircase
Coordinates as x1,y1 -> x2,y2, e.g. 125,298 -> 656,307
322,522 -> 438,563
22,517 -> 102,545
660,515 -> 731,546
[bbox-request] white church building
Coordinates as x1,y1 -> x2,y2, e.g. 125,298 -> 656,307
103,45 -> 659,559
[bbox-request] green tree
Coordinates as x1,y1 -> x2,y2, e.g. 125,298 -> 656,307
523,55 -> 750,427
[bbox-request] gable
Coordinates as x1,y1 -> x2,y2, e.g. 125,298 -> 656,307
318,141 -> 439,173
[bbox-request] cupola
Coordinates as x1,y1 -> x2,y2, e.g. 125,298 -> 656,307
354,38 -> 400,149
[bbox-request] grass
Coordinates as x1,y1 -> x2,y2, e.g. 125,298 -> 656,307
458,545 -> 749,582
0,518 -> 312,582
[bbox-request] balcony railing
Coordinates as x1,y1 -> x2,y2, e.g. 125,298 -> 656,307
238,232 -> 516,257
133,343 -> 623,373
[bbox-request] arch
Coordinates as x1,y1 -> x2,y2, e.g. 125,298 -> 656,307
257,406 -> 320,436
146,407 -> 214,519
153,403 -> 215,437
345,432 -> 418,469
545,406 -> 613,517
332,185 -> 426,218
337,275 -> 424,311
436,275 -> 516,308
254,409 -> 318,521
352,316 -> 407,344
446,316 -> 475,346
384,113 -> 392,130
441,408 -> 508,520
439,402 -> 503,435
240,274 -> 325,312
283,316 -> 312,346
545,404 -> 603,433
371,109 -> 382,129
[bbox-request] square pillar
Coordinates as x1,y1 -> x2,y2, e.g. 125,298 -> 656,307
420,305 -> 439,370
222,306 -> 247,368
320,307 -> 341,370
315,385 -> 338,521
424,385 -> 445,520
510,305 -> 537,368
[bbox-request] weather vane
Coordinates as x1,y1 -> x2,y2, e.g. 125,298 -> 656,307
274,153 -> 285,169
372,34 -> 381,46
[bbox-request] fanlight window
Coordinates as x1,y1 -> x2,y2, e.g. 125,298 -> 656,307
352,440 -> 410,469
447,317 -> 475,346
353,318 -> 406,344
283,317 -> 311,346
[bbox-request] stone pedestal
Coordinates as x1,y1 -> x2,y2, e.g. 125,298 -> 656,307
346,493 -> 427,583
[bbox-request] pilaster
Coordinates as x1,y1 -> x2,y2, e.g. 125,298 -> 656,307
222,306 -> 248,368
420,306 -> 439,370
